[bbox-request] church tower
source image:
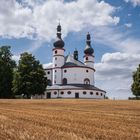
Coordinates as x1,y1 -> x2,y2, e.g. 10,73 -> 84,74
52,24 -> 65,85
84,33 -> 94,68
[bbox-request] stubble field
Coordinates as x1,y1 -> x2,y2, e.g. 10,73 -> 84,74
0,99 -> 140,140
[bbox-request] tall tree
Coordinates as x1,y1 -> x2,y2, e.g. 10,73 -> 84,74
0,46 -> 16,98
12,52 -> 47,98
131,64 -> 140,98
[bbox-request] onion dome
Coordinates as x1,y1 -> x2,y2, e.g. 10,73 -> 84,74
84,33 -> 94,55
53,23 -> 65,48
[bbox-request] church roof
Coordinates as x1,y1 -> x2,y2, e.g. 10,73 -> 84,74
63,54 -> 85,67
62,62 -> 77,67
47,84 -> 106,93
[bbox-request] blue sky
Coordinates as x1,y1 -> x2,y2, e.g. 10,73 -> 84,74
0,0 -> 140,99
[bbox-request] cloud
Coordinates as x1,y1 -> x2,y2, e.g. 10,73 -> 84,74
95,52 -> 140,99
124,0 -> 140,6
93,26 -> 140,54
27,40 -> 45,52
21,0 -> 46,7
124,23 -> 132,28
43,62 -> 52,69
0,0 -> 119,40
12,55 -> 20,61
0,0 -> 34,39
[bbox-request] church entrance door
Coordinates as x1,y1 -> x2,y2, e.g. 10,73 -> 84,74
47,92 -> 51,99
75,93 -> 79,98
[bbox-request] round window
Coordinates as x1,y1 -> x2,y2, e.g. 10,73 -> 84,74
90,92 -> 93,95
67,91 -> 71,94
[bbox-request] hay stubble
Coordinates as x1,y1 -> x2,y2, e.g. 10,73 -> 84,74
0,100 -> 140,140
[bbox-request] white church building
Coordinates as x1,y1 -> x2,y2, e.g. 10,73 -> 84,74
37,24 -> 106,99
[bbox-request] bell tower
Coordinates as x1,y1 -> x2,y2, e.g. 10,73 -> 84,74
84,33 -> 94,68
52,24 -> 65,85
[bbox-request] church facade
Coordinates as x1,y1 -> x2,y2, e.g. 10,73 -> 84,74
37,24 -> 106,99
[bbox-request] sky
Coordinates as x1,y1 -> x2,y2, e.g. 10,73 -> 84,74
0,0 -> 140,99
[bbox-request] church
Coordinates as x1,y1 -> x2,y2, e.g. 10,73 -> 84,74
36,24 -> 106,99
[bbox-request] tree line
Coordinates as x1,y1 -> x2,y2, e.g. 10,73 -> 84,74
0,46 -> 47,99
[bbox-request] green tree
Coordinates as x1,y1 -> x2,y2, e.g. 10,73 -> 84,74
131,64 -> 140,98
0,46 -> 16,98
12,52 -> 47,98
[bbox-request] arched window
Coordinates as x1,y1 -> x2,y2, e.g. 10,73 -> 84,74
62,78 -> 67,85
55,50 -> 57,54
84,78 -> 90,85
47,79 -> 52,86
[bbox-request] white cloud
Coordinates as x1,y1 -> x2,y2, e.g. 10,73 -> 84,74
12,55 -> 20,61
95,52 -> 140,99
124,0 -> 140,6
93,26 -> 140,54
0,0 -> 119,40
0,0 -> 34,39
124,23 -> 132,28
27,40 -> 45,52
43,62 -> 52,69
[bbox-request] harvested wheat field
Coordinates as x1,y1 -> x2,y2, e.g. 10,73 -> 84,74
0,100 -> 140,140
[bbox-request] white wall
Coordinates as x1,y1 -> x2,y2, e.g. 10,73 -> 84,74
84,55 -> 94,68
52,48 -> 65,84
45,89 -> 105,99
53,49 -> 65,67
52,68 -> 62,85
53,55 -> 65,68
62,67 -> 95,85
45,70 -> 52,82
53,49 -> 64,56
